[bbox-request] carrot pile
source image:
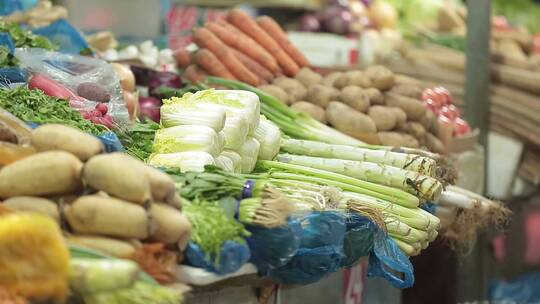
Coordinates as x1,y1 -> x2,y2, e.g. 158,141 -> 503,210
174,9 -> 310,85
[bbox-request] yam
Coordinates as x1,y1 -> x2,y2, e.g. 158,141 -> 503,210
345,70 -> 372,88
144,166 -> 180,207
77,82 -> 111,103
3,196 -> 59,221
273,77 -> 307,102
322,72 -> 344,87
326,102 -> 377,136
0,151 -> 83,198
425,132 -> 446,154
83,153 -> 152,205
295,67 -> 322,87
149,203 -> 192,245
368,106 -> 397,131
290,101 -> 326,123
257,85 -> 290,105
31,124 -> 104,161
65,195 -> 149,239
364,88 -> 384,105
67,235 -> 136,258
365,65 -> 395,91
390,84 -> 423,99
390,107 -> 407,128
385,93 -> 426,121
340,86 -> 370,113
306,84 -> 340,108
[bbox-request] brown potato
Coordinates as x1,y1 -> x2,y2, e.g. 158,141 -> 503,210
389,107 -> 407,128
291,101 -> 326,123
144,166 -> 180,207
425,132 -> 446,154
31,124 -> 104,161
385,93 -> 426,121
334,73 -> 350,89
390,84 -> 423,99
401,121 -> 427,139
378,132 -> 419,148
326,102 -> 377,135
273,77 -> 307,102
365,65 -> 395,91
0,151 -> 83,198
340,86 -> 370,113
258,84 -> 290,105
321,72 -> 344,87
295,67 -> 322,87
368,106 -> 397,131
364,88 -> 384,105
3,196 -> 59,221
345,70 -> 372,88
83,153 -> 152,205
65,195 -> 149,239
306,84 -> 340,108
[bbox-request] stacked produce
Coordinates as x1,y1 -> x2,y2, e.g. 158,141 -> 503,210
174,9 -> 310,84
252,66 -> 446,153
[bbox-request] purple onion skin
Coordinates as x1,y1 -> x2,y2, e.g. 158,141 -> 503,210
322,7 -> 353,35
139,96 -> 161,122
298,15 -> 321,32
361,0 -> 373,7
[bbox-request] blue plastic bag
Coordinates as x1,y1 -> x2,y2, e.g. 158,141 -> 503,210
33,19 -> 90,55
0,33 -> 27,83
246,218 -> 302,272
422,202 -> 437,215
268,246 -> 344,285
184,241 -> 251,275
300,211 -> 346,249
0,0 -> 22,15
368,235 -> 415,289
490,272 -> 540,303
340,213 -> 378,268
265,211 -> 346,285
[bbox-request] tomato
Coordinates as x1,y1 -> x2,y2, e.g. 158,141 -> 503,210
439,105 -> 460,121
423,98 -> 440,114
454,117 -> 471,136
433,86 -> 452,105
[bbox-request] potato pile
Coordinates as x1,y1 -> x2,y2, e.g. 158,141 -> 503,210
259,66 -> 445,152
0,124 -> 191,259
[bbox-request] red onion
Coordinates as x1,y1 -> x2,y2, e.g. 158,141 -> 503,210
298,15 -> 321,32
139,96 -> 161,122
322,6 -> 353,35
148,72 -> 183,97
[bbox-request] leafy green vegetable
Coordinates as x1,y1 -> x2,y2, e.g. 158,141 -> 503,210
0,86 -> 107,135
0,46 -> 19,67
182,199 -> 250,263
0,22 -> 55,50
116,120 -> 159,160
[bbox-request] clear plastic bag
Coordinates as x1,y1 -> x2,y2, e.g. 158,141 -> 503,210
33,19 -> 90,55
246,218 -> 302,272
368,235 -> 415,289
184,241 -> 251,276
15,48 -> 129,126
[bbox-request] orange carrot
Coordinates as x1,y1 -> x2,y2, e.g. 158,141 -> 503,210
206,21 -> 279,74
256,16 -> 310,68
230,48 -> 273,83
183,65 -> 208,84
192,27 -> 260,86
173,48 -> 192,68
193,48 -> 236,79
227,9 -> 300,77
